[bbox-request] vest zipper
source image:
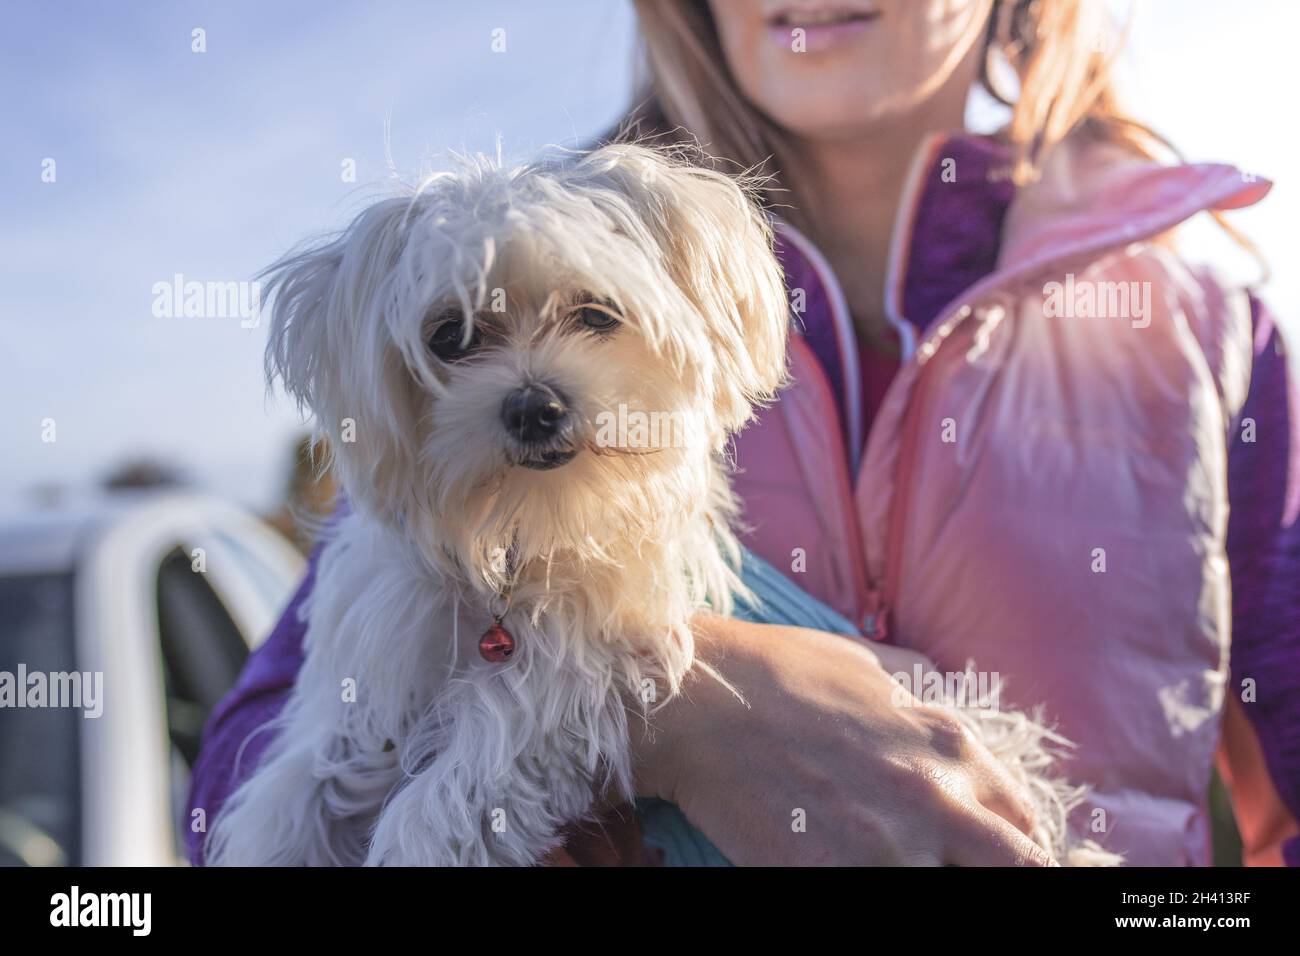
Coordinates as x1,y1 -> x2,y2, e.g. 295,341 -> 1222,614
862,306 -> 975,640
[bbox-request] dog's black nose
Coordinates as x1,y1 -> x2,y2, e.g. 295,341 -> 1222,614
501,384 -> 569,443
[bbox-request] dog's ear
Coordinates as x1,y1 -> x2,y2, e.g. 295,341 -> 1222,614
582,145 -> 791,436
263,198 -> 424,516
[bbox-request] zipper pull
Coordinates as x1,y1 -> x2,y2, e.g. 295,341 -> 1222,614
862,588 -> 890,641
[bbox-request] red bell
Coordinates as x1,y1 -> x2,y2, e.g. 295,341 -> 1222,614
479,618 -> 516,662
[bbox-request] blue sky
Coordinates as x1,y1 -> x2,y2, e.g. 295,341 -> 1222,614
2,0 -> 1296,512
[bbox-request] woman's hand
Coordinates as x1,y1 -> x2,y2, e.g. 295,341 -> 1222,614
632,615 -> 1054,866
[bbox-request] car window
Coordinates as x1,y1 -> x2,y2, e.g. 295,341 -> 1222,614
0,572 -> 80,866
155,548 -> 251,856
209,527 -> 295,613
155,548 -> 248,767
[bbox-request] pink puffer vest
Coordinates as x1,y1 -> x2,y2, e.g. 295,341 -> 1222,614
732,132 -> 1272,865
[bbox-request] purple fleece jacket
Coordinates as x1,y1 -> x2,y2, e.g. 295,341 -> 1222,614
187,138 -> 1300,865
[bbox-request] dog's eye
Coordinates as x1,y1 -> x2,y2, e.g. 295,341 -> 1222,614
427,314 -> 481,362
572,303 -> 621,334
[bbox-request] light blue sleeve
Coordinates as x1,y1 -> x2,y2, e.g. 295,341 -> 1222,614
637,548 -> 861,866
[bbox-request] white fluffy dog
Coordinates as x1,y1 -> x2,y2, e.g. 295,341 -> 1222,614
207,144 -> 1115,867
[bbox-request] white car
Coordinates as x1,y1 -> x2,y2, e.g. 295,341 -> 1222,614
0,492 -> 304,866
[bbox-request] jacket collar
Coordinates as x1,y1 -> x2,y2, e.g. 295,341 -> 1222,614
772,131 -> 1272,462
773,132 -> 1019,464
999,133 -> 1270,269
778,130 -> 1271,324
882,131 -> 1271,331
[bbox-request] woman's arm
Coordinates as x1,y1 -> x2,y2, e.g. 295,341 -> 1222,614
187,561 -> 1049,866
1221,294 -> 1300,866
634,614 -> 1052,866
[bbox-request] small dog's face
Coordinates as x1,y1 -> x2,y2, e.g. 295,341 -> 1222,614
266,145 -> 788,580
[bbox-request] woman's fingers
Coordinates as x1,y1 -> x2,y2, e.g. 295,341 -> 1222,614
906,703 -> 1039,838
947,802 -> 1056,867
967,746 -> 1039,837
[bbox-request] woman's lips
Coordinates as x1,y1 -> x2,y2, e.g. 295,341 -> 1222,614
766,7 -> 880,53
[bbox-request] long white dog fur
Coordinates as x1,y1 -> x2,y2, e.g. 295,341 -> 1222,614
207,144 -> 1117,866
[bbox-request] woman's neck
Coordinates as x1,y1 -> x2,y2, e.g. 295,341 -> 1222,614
784,133 -> 915,355
780,74 -> 977,355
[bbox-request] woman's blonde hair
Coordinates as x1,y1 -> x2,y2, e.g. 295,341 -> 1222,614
623,0 -> 1167,217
